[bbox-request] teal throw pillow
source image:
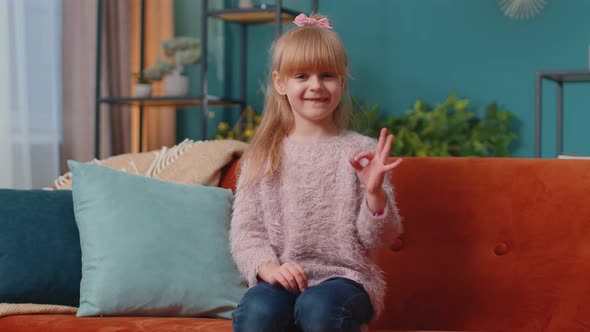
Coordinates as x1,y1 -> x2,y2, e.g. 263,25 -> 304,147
0,189 -> 81,306
68,161 -> 245,318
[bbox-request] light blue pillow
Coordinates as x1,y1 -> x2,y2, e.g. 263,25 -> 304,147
68,161 -> 245,318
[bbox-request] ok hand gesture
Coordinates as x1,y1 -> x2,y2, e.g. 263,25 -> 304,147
349,128 -> 402,194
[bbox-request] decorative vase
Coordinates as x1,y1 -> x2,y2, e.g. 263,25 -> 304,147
239,0 -> 253,8
135,83 -> 152,98
164,71 -> 189,96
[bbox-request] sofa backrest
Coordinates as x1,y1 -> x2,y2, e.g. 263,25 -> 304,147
374,157 -> 590,331
219,157 -> 240,192
220,157 -> 590,331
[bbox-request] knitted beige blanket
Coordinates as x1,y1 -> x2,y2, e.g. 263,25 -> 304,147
1,140 -> 248,318
0,303 -> 77,318
51,139 -> 248,190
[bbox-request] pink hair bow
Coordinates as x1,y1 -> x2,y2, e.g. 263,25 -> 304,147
293,13 -> 332,30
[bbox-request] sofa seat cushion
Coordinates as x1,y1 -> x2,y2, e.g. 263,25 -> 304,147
0,315 -> 233,332
0,315 -> 467,332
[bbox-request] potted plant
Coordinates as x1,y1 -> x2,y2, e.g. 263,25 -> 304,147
132,73 -> 152,98
143,37 -> 201,96
351,93 -> 519,157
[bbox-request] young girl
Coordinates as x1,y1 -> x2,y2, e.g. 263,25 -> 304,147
230,13 -> 403,332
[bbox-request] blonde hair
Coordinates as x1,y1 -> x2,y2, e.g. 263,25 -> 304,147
240,14 -> 353,187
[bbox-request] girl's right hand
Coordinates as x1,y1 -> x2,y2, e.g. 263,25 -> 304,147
258,261 -> 308,293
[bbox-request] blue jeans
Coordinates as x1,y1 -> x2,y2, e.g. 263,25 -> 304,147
232,277 -> 373,332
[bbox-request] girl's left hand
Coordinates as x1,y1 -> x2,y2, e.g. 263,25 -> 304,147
349,128 -> 402,194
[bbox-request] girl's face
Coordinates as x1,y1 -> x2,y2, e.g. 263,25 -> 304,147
274,70 -> 344,125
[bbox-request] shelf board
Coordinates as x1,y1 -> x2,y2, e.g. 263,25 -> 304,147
98,96 -> 243,108
208,6 -> 300,24
539,70 -> 590,83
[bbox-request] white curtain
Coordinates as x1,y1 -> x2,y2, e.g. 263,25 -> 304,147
0,0 -> 61,189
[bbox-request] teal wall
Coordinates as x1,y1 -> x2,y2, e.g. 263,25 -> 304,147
174,0 -> 237,143
176,0 -> 590,158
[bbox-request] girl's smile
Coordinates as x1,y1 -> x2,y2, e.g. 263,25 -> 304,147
304,97 -> 329,102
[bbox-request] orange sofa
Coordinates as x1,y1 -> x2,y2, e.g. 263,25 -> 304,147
2,157 -> 590,332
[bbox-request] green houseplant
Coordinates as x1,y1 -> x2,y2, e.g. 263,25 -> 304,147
212,94 -> 519,156
351,94 -> 519,157
143,37 -> 201,96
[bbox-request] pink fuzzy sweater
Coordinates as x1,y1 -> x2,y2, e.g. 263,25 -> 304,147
230,130 -> 403,317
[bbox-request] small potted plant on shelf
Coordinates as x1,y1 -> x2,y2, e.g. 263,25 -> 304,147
132,73 -> 153,98
143,36 -> 201,97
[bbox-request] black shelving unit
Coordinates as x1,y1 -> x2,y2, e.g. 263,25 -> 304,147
535,69 -> 590,158
94,0 -> 318,158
